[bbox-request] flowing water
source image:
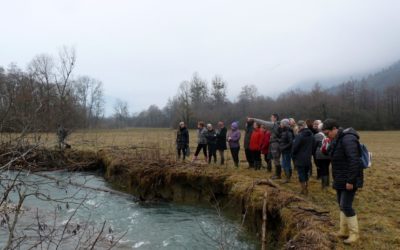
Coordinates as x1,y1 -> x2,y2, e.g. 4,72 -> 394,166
0,171 -> 258,249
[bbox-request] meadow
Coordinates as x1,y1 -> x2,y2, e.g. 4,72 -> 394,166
24,128 -> 400,249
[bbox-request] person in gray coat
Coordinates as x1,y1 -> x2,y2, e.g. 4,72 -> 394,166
192,121 -> 208,163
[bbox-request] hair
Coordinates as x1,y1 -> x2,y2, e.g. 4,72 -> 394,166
297,120 -> 306,128
322,119 -> 340,130
198,121 -> 205,127
254,122 -> 261,128
306,119 -> 314,130
272,113 -> 279,120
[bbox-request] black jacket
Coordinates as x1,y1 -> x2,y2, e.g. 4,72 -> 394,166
329,128 -> 364,190
244,120 -> 254,149
279,127 -> 294,153
176,127 -> 189,146
205,129 -> 217,145
292,128 -> 314,167
216,127 -> 227,150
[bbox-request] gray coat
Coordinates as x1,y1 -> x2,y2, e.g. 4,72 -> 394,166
197,127 -> 208,144
253,118 -> 281,143
314,132 -> 331,160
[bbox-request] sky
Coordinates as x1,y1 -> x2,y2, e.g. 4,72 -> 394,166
1,0 -> 400,116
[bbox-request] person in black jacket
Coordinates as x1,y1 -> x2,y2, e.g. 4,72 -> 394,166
205,123 -> 218,164
244,118 -> 254,168
292,120 -> 314,195
279,119 -> 294,183
176,122 -> 189,161
322,119 -> 363,245
216,121 -> 228,165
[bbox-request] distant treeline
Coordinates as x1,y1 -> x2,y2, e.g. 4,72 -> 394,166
129,70 -> 400,130
2,49 -> 400,132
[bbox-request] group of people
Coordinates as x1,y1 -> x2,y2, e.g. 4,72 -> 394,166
176,114 -> 364,245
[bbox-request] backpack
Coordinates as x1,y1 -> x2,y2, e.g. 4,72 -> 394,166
359,143 -> 372,169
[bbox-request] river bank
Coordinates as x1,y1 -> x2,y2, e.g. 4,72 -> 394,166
1,146 -> 336,249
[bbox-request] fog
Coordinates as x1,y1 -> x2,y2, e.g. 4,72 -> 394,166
1,0 -> 400,115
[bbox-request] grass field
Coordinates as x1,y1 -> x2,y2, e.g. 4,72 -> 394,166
22,128 -> 400,249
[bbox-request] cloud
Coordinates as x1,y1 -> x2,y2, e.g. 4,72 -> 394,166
1,0 -> 400,115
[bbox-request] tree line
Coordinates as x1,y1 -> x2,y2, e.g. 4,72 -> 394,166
129,71 -> 400,130
2,49 -> 399,131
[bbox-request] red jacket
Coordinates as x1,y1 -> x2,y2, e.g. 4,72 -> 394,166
261,130 -> 271,154
249,128 -> 264,151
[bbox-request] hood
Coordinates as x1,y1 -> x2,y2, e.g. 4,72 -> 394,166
231,122 -> 239,130
340,127 -> 360,140
300,128 -> 313,137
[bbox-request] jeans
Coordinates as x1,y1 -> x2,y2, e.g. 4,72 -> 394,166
297,164 -> 310,183
281,152 -> 292,172
336,189 -> 356,217
230,147 -> 240,167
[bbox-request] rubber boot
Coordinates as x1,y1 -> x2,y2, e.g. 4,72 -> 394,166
334,211 -> 349,238
344,215 -> 359,244
272,165 -> 282,179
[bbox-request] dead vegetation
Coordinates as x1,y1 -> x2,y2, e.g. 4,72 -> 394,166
3,129 -> 400,249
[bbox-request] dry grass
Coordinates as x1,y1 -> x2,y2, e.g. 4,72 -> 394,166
14,128 -> 400,249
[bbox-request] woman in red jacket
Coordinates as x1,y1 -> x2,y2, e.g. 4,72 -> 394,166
261,125 -> 272,172
249,122 -> 264,170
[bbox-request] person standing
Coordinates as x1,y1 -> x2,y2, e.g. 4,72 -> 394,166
279,119 -> 294,183
313,120 -> 323,179
205,123 -> 218,164
289,118 -> 299,136
261,125 -> 272,172
292,120 -> 314,195
228,122 -> 241,168
314,122 -> 331,189
322,119 -> 363,245
249,122 -> 264,170
176,122 -> 189,161
216,121 -> 228,165
244,118 -> 255,168
192,121 -> 208,163
251,114 -> 282,179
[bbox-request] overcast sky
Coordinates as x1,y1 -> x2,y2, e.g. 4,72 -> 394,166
1,0 -> 400,115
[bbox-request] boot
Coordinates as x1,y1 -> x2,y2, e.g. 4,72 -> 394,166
300,182 -> 308,195
272,165 -> 282,179
321,176 -> 329,189
257,161 -> 262,170
266,160 -> 272,172
282,169 -> 291,184
334,211 -> 349,238
344,215 -> 359,244
191,156 -> 198,163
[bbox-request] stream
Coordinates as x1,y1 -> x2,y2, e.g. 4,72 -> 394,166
0,171 -> 258,249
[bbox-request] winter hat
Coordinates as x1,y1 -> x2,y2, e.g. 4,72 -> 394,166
231,122 -> 239,130
281,119 -> 290,127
